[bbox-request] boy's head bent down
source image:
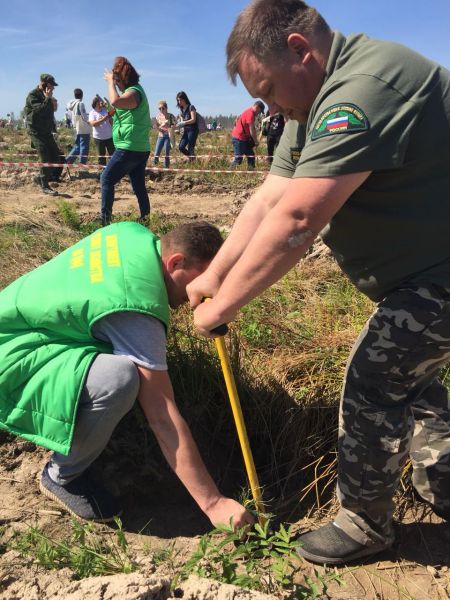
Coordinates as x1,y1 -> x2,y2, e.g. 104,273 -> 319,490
160,221 -> 223,309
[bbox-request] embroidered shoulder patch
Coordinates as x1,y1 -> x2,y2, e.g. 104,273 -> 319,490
311,103 -> 369,140
290,147 -> 302,163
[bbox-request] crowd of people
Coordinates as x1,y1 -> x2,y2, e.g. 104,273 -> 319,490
2,0 -> 450,570
22,64 -> 273,213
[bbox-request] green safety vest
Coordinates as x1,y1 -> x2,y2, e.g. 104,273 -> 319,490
0,222 -> 169,455
112,84 -> 151,152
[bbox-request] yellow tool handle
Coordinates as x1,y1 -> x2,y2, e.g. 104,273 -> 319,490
214,334 -> 266,524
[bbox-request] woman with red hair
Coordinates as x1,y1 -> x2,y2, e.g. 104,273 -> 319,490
101,57 -> 151,226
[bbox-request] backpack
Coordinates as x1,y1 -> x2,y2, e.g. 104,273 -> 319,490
71,100 -> 91,135
196,112 -> 207,134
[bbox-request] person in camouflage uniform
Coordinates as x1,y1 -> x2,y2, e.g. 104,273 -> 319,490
188,0 -> 450,565
335,283 -> 450,557
25,73 -> 63,195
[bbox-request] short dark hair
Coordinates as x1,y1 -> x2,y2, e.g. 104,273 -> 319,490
74,88 -> 83,99
161,221 -> 223,267
226,0 -> 331,84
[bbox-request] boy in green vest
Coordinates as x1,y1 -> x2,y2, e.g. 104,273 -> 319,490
0,221 -> 254,529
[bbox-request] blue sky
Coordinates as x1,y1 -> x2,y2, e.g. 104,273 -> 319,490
1,0 -> 450,120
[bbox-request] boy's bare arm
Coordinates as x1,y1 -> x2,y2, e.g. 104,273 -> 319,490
137,366 -> 254,528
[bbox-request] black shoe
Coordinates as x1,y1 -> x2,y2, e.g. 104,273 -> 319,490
412,487 -> 450,520
40,464 -> 122,522
41,187 -> 58,196
33,174 -> 57,195
137,214 -> 150,225
296,521 -> 391,565
90,215 -> 104,226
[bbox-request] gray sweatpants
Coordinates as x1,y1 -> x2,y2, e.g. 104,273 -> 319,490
335,284 -> 450,547
48,354 -> 139,485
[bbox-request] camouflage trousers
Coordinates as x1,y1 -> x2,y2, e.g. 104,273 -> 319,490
334,284 -> 450,547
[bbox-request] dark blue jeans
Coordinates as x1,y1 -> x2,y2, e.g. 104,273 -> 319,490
179,128 -> 198,160
66,134 -> 90,165
231,138 -> 256,168
100,149 -> 150,225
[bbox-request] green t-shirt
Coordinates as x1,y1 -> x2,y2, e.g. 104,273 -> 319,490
271,32 -> 450,301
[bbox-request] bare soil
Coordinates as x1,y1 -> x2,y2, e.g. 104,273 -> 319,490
1,172 -> 450,599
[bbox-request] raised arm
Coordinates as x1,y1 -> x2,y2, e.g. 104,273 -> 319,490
193,171 -> 371,336
104,69 -> 140,109
27,88 -> 53,116
137,366 -> 254,528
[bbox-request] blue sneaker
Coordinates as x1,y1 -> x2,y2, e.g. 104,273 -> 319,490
39,464 -> 122,523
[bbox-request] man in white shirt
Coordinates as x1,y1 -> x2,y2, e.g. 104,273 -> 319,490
66,88 -> 92,165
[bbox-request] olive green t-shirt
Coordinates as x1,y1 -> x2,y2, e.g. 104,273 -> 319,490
271,32 -> 450,301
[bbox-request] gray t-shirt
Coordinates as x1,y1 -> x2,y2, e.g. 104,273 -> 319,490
271,32 -> 450,301
92,311 -> 167,370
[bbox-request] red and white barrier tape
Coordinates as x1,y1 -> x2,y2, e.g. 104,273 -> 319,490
0,161 -> 267,175
4,152 -> 274,160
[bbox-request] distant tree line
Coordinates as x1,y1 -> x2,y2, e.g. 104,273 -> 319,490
16,104 -> 239,131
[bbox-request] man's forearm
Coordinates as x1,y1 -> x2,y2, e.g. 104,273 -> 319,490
207,174 -> 291,282
152,412 -> 221,512
193,172 -> 371,336
137,369 -> 221,513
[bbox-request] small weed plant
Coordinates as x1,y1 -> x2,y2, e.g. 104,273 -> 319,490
181,519 -> 343,598
56,200 -> 81,230
146,540 -> 181,574
11,517 -> 136,578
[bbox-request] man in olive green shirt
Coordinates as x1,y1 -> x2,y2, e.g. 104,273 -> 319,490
188,0 -> 450,565
25,73 -> 63,195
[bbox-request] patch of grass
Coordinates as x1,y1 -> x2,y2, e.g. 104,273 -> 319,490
180,519 -> 344,598
146,540 -> 180,572
43,231 -> 78,257
1,222 -> 34,246
0,525 -> 6,555
11,517 -> 136,578
56,200 -> 81,230
0,220 -> 79,287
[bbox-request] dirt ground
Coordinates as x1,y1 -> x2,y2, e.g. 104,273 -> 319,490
1,172 -> 450,599
0,167 -> 248,225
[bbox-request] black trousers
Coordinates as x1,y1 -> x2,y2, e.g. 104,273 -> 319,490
266,134 -> 282,164
94,137 -> 115,166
